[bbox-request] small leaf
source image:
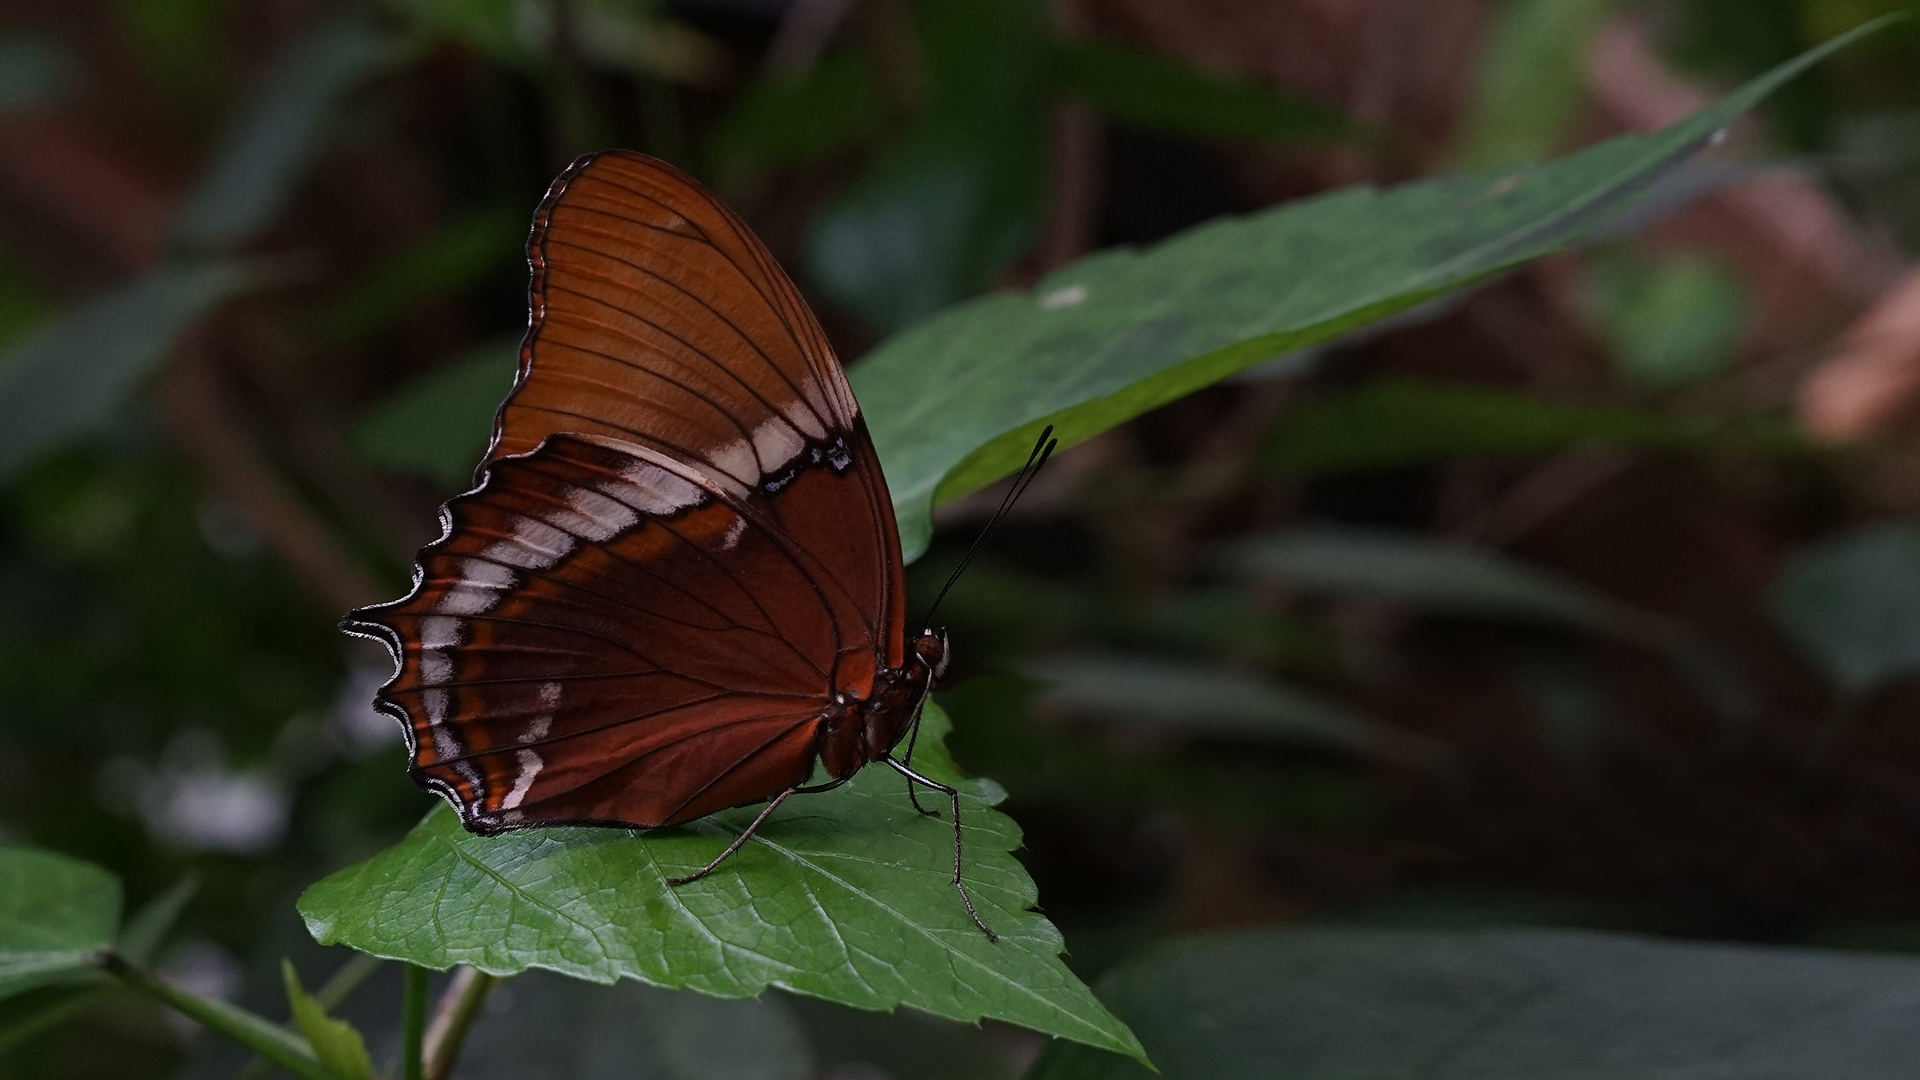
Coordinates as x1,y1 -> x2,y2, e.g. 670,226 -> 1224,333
709,54 -> 880,180
1769,521 -> 1920,697
807,135 -> 1044,334
281,959 -> 375,1080
804,0 -> 1048,334
297,706 -> 1146,1064
173,19 -> 395,250
351,338 -> 518,485
852,19 -> 1892,560
1029,926 -> 1920,1079
0,260 -> 263,479
0,847 -> 120,1001
1051,40 -> 1352,146
1217,527 -> 1665,640
114,875 -> 199,966
1586,247 -> 1750,389
1029,653 -> 1443,768
1451,0 -> 1617,168
1261,378 -> 1807,474
321,211 -> 524,343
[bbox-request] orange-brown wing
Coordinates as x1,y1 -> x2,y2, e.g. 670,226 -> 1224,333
348,435 -> 865,829
347,152 -> 911,830
494,150 -> 905,666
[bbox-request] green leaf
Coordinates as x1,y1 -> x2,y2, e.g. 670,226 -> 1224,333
1029,653 -> 1443,768
173,19 -> 396,250
351,338 -> 518,485
281,960 -> 375,1080
114,875 -> 199,966
852,18 -> 1892,561
1218,527 -> 1760,733
709,54 -> 881,180
1452,0 -> 1618,168
1216,527 -> 1668,641
1028,926 -> 1920,1079
0,261 -> 264,479
109,957 -> 331,1080
1051,40 -> 1352,146
1769,521 -> 1920,697
0,847 -> 119,1001
321,211 -> 525,343
1585,247 -> 1750,389
384,0 -> 539,66
297,706 -> 1145,1064
1261,378 -> 1808,473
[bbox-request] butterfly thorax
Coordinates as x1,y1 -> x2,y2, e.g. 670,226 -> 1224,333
816,629 -> 948,781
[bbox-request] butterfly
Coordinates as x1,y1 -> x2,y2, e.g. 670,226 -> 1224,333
345,151 -> 1050,940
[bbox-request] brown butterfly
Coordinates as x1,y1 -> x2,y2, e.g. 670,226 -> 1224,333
346,151 -> 1049,939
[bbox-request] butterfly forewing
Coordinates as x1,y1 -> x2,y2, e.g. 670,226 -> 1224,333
348,152 -> 908,831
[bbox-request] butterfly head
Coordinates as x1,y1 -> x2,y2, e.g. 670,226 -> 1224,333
913,627 -> 950,684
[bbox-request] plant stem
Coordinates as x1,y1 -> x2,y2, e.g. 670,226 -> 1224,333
233,952 -> 386,1080
401,965 -> 428,1080
422,967 -> 499,1080
102,952 -> 332,1080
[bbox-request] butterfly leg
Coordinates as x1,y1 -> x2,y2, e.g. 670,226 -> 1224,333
664,775 -> 851,887
883,756 -> 998,942
899,705 -> 939,818
665,786 -> 799,886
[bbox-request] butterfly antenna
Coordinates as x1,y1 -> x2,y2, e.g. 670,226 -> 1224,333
921,426 -> 1059,627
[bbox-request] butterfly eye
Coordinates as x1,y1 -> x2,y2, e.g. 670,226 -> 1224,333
914,629 -> 950,681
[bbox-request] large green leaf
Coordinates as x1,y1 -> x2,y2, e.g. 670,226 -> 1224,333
852,19 -> 1890,561
0,261 -> 263,479
0,847 -> 119,1001
1029,926 -> 1920,1079
297,706 -> 1146,1063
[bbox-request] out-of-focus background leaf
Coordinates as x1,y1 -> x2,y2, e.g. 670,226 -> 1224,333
1028,927 -> 1920,1079
0,262 -> 262,479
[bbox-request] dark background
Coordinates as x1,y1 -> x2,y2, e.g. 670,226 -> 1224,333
5,0 -> 1920,1077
